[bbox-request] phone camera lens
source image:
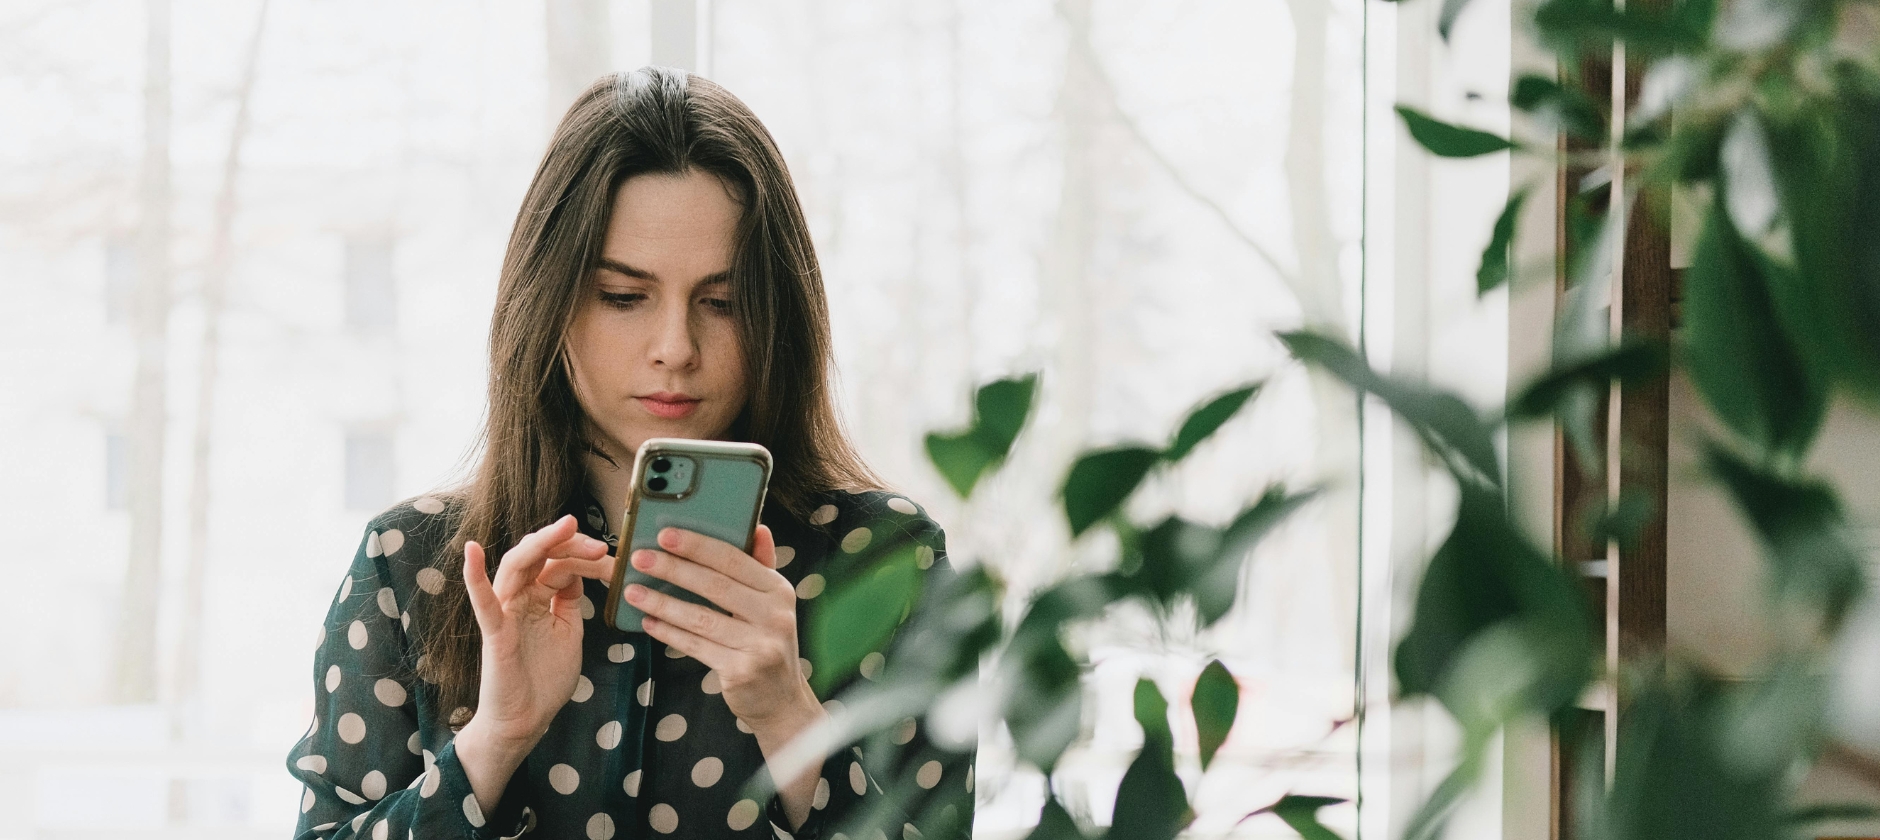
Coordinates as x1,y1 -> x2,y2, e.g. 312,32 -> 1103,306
647,476 -> 669,492
651,457 -> 672,473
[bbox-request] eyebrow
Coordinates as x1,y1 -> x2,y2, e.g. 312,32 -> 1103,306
595,258 -> 730,286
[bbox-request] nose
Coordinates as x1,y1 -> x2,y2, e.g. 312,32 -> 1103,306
648,295 -> 700,371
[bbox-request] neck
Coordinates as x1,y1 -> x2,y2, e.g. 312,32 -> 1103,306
583,448 -> 635,537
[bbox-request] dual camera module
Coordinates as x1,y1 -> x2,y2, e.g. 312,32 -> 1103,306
643,454 -> 696,497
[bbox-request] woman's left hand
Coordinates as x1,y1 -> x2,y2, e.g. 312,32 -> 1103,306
625,525 -> 823,740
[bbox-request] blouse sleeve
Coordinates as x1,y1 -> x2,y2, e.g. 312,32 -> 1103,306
776,494 -> 978,840
284,512 -> 530,840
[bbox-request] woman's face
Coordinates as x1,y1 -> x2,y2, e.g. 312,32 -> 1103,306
564,170 -> 750,462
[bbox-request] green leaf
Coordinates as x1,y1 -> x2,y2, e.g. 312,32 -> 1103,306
1111,680 -> 1189,840
1259,795 -> 1348,840
1394,488 -> 1597,720
1682,202 -> 1828,457
1477,188 -> 1529,295
807,545 -> 922,694
1025,796 -> 1088,840
1505,337 -> 1668,420
1279,331 -> 1502,488
1125,487 -> 1317,624
1395,106 -> 1515,158
1509,74 -> 1605,141
1585,486 -> 1657,554
1438,0 -> 1475,40
1165,383 -> 1261,462
1060,446 -> 1162,537
1001,635 -> 1084,772
1533,0 -> 1714,53
1603,670 -> 1792,840
1192,660 -> 1238,769
1705,445 -> 1868,632
1401,756 -> 1485,840
925,374 -> 1039,498
1200,487 -> 1318,623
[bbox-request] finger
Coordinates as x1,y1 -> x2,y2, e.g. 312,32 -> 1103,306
491,515 -> 580,593
641,614 -> 738,671
751,525 -> 777,570
462,541 -> 500,621
626,582 -> 762,652
656,527 -> 775,591
537,553 -> 616,591
541,532 -> 610,561
629,549 -> 765,617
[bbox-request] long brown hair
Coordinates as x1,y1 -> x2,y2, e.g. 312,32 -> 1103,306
416,67 -> 878,720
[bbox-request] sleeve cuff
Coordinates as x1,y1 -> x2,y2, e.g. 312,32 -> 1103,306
433,740 -> 533,839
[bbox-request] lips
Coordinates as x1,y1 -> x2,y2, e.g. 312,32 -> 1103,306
636,392 -> 701,420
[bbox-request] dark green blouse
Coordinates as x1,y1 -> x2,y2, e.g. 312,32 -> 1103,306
286,487 -> 973,840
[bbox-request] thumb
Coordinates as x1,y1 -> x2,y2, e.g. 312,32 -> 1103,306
750,524 -> 777,569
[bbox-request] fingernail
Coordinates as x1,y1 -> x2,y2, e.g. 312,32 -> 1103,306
633,550 -> 654,569
625,584 -> 645,602
659,528 -> 679,547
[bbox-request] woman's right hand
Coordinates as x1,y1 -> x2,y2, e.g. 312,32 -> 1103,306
460,514 -> 614,749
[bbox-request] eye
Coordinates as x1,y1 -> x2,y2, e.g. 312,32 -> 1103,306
598,290 -> 645,310
701,295 -> 733,313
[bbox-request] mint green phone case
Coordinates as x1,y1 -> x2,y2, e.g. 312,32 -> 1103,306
605,439 -> 772,633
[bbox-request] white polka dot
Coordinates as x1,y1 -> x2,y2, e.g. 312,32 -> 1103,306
374,678 -> 407,707
296,754 -> 328,774
373,819 -> 389,840
463,794 -> 485,827
587,812 -> 616,840
362,770 -> 388,799
597,720 -> 622,749
915,545 -> 935,570
351,812 -> 367,833
905,824 -> 923,840
824,699 -> 846,716
381,530 -> 405,555
850,761 -> 867,795
623,769 -> 642,797
415,568 -> 445,594
314,624 -> 325,650
664,644 -> 687,659
448,706 -> 471,729
735,717 -> 754,734
348,620 -> 368,649
401,612 -> 410,631
406,731 -> 421,755
608,643 -> 635,662
892,718 -> 917,745
797,574 -> 826,599
887,497 -> 919,515
415,654 -> 434,683
325,665 -> 342,692
414,496 -> 445,514
813,778 -> 830,810
916,761 -> 943,789
579,595 -> 595,620
571,674 -> 594,702
728,799 -> 761,830
300,788 -> 316,813
636,679 -> 654,706
810,504 -> 839,525
366,533 -> 383,558
648,803 -> 678,834
420,766 -> 440,798
841,527 -> 873,553
860,652 -> 886,680
774,545 -> 797,568
337,713 -> 367,744
338,575 -> 355,602
964,765 -> 974,793
701,670 -> 722,694
798,657 -> 814,680
549,763 -> 580,795
376,587 -> 399,618
336,786 -> 366,805
692,756 -> 724,787
656,714 -> 687,741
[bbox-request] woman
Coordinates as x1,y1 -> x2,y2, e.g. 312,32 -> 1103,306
287,67 -> 972,840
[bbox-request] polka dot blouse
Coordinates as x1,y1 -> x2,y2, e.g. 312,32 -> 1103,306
287,488 -> 975,840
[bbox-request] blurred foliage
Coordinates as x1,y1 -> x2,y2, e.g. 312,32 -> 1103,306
808,0 -> 1880,837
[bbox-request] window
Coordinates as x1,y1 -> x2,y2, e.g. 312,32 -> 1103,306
105,431 -> 128,511
343,430 -> 394,511
343,235 -> 396,333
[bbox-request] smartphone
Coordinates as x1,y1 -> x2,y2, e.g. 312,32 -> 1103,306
605,438 -> 773,633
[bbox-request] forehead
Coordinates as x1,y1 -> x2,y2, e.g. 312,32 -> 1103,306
601,171 -> 742,272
